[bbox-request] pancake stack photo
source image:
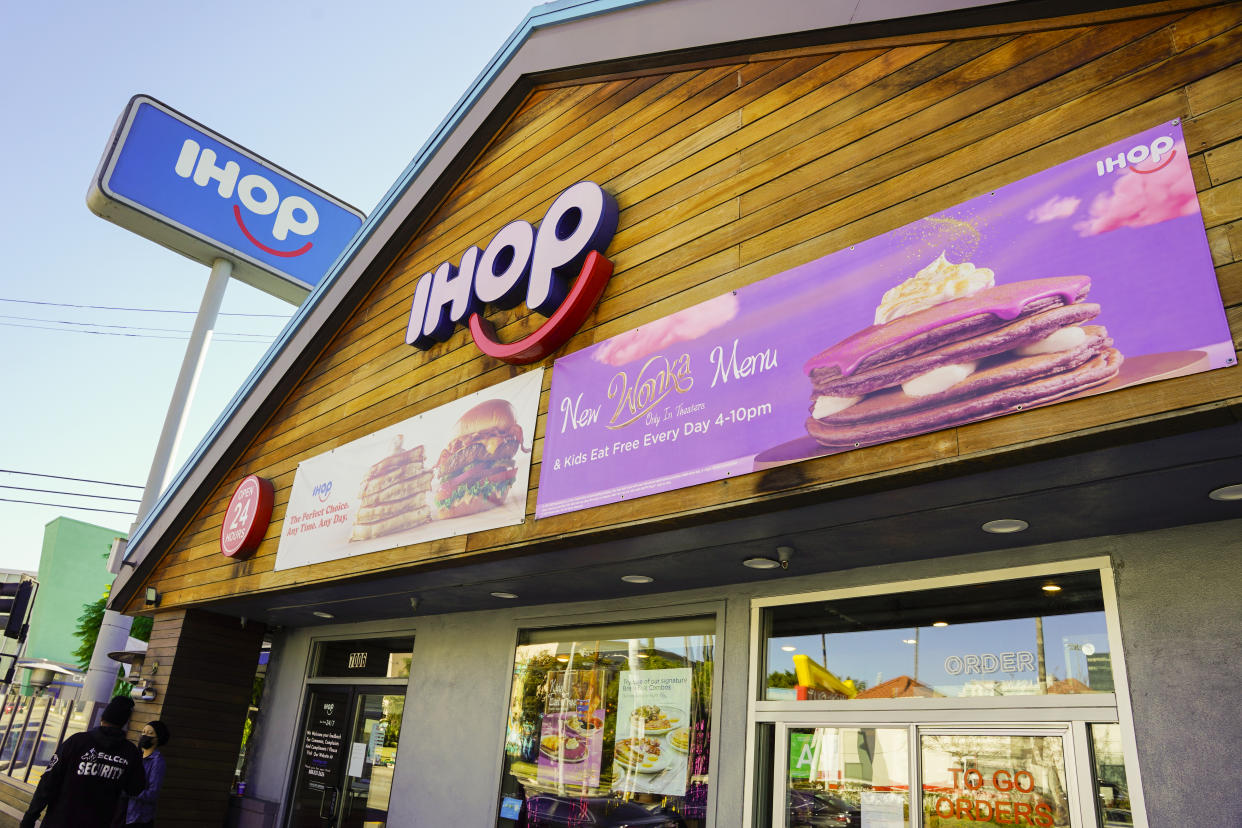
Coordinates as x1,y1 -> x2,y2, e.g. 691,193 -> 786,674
349,435 -> 433,541
803,255 -> 1123,449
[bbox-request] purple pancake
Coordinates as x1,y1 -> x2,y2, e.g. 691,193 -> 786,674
806,347 -> 1122,448
810,302 -> 1101,398
803,275 -> 1124,449
804,276 -> 1092,380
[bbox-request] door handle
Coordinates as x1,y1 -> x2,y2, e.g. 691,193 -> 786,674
319,786 -> 339,820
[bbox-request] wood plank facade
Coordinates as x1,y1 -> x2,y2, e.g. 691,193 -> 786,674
124,0 -> 1242,614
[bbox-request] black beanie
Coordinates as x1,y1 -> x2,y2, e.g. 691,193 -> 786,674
148,720 -> 170,747
101,695 -> 134,726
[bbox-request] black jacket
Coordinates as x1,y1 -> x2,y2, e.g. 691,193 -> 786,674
21,724 -> 145,828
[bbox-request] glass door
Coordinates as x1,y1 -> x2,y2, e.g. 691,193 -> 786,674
773,725 -> 1080,828
288,686 -> 405,828
919,728 -> 1073,828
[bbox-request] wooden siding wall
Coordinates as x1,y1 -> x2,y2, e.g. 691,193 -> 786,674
133,1 -> 1242,611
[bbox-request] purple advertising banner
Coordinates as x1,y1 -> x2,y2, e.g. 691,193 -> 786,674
536,123 -> 1235,518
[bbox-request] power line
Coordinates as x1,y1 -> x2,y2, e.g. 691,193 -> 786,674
0,320 -> 275,343
0,314 -> 276,338
0,297 -> 289,318
0,469 -> 143,489
0,497 -> 136,516
0,485 -> 141,503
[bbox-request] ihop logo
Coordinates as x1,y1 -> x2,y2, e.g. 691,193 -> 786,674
405,181 -> 618,365
175,139 -> 319,258
312,480 -> 333,502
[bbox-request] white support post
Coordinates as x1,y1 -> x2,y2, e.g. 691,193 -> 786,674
86,258 -> 233,705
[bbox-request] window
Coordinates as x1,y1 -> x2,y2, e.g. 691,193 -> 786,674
497,616 -> 715,827
763,571 -> 1110,701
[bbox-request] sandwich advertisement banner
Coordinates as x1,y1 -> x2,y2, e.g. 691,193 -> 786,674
275,369 -> 542,571
536,122 -> 1235,518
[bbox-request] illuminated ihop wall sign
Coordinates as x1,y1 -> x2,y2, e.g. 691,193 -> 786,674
405,181 -> 619,365
88,95 -> 365,303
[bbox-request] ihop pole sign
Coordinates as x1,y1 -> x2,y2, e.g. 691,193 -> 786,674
405,181 -> 619,365
88,95 -> 365,303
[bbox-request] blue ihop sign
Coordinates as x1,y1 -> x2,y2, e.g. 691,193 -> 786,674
88,95 -> 365,302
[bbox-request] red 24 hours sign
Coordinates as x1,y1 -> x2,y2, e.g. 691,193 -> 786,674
220,475 -> 275,558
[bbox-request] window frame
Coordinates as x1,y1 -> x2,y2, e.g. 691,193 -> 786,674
741,557 -> 1149,828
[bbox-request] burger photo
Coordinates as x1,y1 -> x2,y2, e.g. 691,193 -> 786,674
433,398 -> 525,520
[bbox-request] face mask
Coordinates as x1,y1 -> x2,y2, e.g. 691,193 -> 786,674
139,735 -> 155,750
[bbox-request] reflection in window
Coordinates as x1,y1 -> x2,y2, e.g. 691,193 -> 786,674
1090,724 -> 1133,827
496,617 -> 714,827
921,733 -> 1070,828
788,727 -> 909,827
763,572 -> 1112,700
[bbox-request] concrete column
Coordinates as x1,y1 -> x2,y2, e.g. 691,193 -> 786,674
81,609 -> 133,705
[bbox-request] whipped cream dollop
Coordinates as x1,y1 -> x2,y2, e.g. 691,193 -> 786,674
1015,326 -> 1087,356
874,252 -> 995,325
901,362 -> 978,398
812,394 -> 862,418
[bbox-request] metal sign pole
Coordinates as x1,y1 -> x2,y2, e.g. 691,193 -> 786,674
85,258 -> 232,706
134,257 -> 233,520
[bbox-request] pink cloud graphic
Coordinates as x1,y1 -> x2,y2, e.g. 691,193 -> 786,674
1075,142 -> 1198,236
593,293 -> 739,366
1027,195 -> 1080,223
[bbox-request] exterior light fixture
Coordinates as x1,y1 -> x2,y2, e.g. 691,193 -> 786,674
1208,483 -> 1242,501
312,610 -> 334,619
621,575 -> 653,584
981,518 -> 1029,534
1041,584 -> 1062,593
932,621 -> 949,628
491,592 -> 519,599
743,557 -> 780,569
144,587 -> 159,606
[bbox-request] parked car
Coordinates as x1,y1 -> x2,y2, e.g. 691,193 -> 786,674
524,794 -> 685,827
787,788 -> 862,828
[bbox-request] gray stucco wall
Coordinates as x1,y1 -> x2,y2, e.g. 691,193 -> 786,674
239,518 -> 1241,827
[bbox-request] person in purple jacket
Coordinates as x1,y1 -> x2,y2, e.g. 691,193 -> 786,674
121,720 -> 169,828
20,695 -> 145,828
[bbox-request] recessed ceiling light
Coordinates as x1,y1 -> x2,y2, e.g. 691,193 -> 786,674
1208,483 -> 1242,501
742,556 -> 781,570
902,639 -> 917,645
312,611 -> 334,619
490,591 -> 519,599
556,655 -> 569,662
982,518 -> 1029,534
932,621 -> 949,627
1041,584 -> 1062,593
781,645 -> 797,652
621,574 -> 653,584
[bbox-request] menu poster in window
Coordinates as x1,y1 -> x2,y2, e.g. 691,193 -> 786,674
302,694 -> 347,791
611,668 -> 692,797
861,792 -> 905,828
537,669 -> 606,789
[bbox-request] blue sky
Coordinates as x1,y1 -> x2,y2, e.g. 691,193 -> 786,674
0,0 -> 533,572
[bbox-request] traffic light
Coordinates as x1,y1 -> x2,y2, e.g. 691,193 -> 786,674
0,580 -> 33,639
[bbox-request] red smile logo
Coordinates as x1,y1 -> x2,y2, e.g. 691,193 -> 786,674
233,205 -> 313,257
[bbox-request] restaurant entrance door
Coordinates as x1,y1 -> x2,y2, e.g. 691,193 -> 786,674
288,685 -> 405,828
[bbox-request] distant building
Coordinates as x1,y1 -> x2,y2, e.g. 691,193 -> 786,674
20,517 -> 125,697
